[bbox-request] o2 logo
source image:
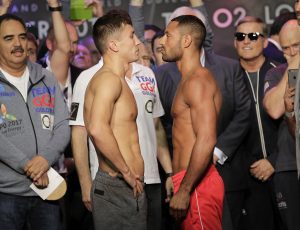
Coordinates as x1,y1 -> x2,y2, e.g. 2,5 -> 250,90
212,4 -> 294,29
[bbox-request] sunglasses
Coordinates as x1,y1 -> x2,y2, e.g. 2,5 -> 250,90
234,32 -> 264,41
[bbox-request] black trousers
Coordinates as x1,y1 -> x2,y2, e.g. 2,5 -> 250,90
226,190 -> 246,230
242,177 -> 278,230
272,171 -> 300,230
145,183 -> 162,230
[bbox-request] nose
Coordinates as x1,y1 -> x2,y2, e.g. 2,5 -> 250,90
243,36 -> 251,44
134,34 -> 141,46
290,46 -> 298,56
14,37 -> 21,46
160,34 -> 166,46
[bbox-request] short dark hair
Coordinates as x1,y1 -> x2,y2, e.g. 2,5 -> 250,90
0,14 -> 27,32
93,10 -> 132,55
151,30 -> 164,52
269,12 -> 296,36
171,15 -> 206,50
236,16 -> 268,36
27,32 -> 38,49
144,24 -> 162,33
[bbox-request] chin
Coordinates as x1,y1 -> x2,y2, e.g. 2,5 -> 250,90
163,56 -> 177,63
131,56 -> 139,63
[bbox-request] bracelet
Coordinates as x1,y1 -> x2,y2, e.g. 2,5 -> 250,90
166,172 -> 173,178
48,5 -> 63,12
285,111 -> 295,118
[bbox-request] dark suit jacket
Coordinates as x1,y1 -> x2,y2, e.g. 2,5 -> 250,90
155,52 -> 251,192
263,41 -> 286,64
242,58 -> 281,170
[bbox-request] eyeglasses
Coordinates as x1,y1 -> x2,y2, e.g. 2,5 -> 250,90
234,32 -> 264,41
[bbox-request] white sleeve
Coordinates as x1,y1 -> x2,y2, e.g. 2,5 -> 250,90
214,147 -> 228,165
69,62 -> 102,126
69,74 -> 91,126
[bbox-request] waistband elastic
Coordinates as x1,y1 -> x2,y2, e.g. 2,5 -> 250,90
172,164 -> 217,187
95,169 -> 144,187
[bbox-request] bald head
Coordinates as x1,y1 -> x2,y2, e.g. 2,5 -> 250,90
169,6 -> 207,27
279,19 -> 300,57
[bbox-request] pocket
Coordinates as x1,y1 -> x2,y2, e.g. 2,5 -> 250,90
92,181 -> 122,210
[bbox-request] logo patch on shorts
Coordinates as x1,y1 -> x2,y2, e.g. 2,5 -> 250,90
41,114 -> 54,130
70,103 -> 79,121
94,189 -> 104,196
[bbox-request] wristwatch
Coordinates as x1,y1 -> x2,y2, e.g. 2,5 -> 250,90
166,172 -> 173,178
48,5 -> 63,12
285,111 -> 295,118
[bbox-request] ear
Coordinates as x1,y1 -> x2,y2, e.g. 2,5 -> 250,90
46,38 -> 52,51
234,39 -> 237,49
182,34 -> 192,48
108,40 -> 119,53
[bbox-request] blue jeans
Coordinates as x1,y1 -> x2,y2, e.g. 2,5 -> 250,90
0,192 -> 61,230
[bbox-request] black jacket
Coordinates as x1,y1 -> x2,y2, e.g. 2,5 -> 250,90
242,58 -> 281,169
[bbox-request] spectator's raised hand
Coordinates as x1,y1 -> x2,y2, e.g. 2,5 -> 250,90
0,0 -> 12,15
71,0 -> 104,26
84,0 -> 104,18
47,0 -> 60,7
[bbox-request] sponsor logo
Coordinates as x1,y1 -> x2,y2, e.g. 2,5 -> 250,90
0,103 -> 23,137
35,107 -> 54,113
145,100 -> 153,113
33,94 -> 55,108
70,103 -> 79,121
0,84 -> 16,97
41,113 -> 54,130
32,87 -> 56,113
31,86 -> 56,97
136,75 -> 156,95
0,103 -> 16,124
136,76 -> 155,85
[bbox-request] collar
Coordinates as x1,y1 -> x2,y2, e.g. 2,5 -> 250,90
45,53 -> 51,68
131,62 -> 143,75
0,61 -> 45,84
268,38 -> 282,51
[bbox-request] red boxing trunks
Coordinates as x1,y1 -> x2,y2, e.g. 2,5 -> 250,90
172,164 -> 224,230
